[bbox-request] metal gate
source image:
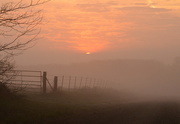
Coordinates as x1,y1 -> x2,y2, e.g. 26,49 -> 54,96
7,70 -> 42,94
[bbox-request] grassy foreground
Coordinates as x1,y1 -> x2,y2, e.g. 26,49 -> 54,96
0,89 -> 180,124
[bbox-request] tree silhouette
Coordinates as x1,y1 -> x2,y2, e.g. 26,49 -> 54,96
0,0 -> 50,54
0,0 -> 49,88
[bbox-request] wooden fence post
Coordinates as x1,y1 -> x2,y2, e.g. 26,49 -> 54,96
98,80 -> 102,88
104,81 -> 107,88
105,82 -> 107,88
85,77 -> 88,87
68,76 -> 71,91
93,78 -> 96,88
43,71 -> 47,94
89,78 -> 92,88
54,76 -> 58,92
74,77 -> 77,89
79,77 -> 82,89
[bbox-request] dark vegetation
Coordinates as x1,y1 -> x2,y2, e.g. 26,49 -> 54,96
0,83 -> 17,100
0,87 -> 180,124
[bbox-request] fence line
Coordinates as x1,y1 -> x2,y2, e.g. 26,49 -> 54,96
7,70 -> 42,94
7,70 -> 109,94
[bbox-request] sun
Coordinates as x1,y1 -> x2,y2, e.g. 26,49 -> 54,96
86,52 -> 91,55
147,0 -> 156,8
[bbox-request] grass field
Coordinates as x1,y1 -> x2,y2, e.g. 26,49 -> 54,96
0,89 -> 180,124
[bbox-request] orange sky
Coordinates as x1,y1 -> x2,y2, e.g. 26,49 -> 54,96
1,0 -> 180,65
39,0 -> 180,54
41,1 -> 131,53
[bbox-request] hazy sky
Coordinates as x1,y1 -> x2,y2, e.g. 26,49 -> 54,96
2,0 -> 180,65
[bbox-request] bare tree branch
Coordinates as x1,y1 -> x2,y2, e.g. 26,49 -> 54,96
0,0 -> 50,90
0,0 -> 50,54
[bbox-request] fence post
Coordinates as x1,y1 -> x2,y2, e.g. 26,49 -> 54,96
74,77 -> 77,90
54,76 -> 58,92
89,78 -> 92,88
93,78 -> 96,88
97,80 -> 101,88
68,76 -> 71,91
85,77 -> 88,88
43,71 -> 47,94
79,77 -> 82,89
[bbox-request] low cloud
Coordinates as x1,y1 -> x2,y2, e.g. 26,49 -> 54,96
76,3 -> 111,12
117,6 -> 171,12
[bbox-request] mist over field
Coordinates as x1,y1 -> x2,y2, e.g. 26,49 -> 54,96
1,0 -> 180,123
20,58 -> 180,101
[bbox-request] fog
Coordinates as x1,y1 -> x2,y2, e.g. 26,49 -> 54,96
20,58 -> 180,101
8,0 -> 180,101
1,0 -> 180,123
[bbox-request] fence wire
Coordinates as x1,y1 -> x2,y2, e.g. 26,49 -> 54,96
5,70 -> 109,94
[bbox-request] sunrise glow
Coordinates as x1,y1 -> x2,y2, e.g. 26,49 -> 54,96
2,0 -> 180,122
39,0 -> 180,54
86,52 -> 91,55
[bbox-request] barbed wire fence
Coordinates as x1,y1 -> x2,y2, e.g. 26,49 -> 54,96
7,70 -> 110,94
